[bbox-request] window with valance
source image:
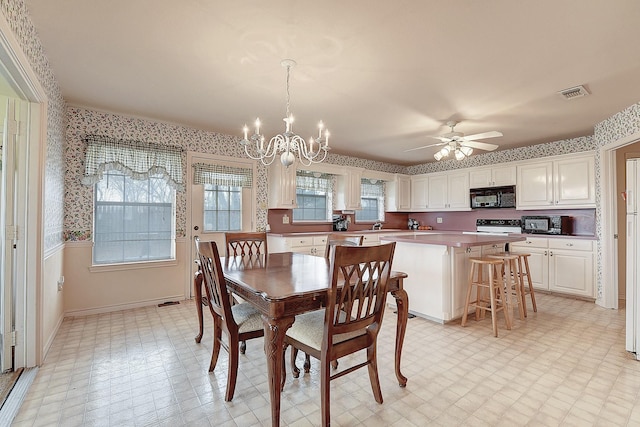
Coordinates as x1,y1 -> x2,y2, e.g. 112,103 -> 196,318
82,134 -> 184,191
356,178 -> 385,222
293,171 -> 333,222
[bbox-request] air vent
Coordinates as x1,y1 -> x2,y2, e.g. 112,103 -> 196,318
558,85 -> 589,100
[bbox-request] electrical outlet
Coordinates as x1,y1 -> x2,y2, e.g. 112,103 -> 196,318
57,275 -> 65,291
436,217 -> 443,224
282,214 -> 290,224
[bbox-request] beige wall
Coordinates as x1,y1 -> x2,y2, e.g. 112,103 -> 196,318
63,240 -> 188,315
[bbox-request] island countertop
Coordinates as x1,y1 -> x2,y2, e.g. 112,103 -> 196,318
379,232 -> 526,248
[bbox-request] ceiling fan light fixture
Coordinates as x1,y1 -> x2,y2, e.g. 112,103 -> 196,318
460,146 -> 473,157
440,146 -> 451,156
454,149 -> 465,161
433,151 -> 444,161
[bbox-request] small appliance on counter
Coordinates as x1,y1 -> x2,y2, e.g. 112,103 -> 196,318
408,218 -> 419,230
332,214 -> 349,231
521,215 -> 572,235
372,222 -> 382,230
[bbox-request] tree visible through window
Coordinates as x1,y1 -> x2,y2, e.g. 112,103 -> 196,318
203,184 -> 242,231
293,171 -> 332,222
94,170 -> 175,264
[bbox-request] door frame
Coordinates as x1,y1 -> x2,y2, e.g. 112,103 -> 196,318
600,131 -> 640,310
0,13 -> 47,367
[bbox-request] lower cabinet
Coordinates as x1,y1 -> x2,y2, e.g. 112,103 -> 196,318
267,235 -> 328,256
511,236 -> 595,298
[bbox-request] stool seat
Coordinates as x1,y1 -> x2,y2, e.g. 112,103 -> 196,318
461,257 -> 511,337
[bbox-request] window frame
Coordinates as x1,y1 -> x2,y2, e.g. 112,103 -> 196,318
292,171 -> 333,223
92,169 -> 177,266
355,179 -> 385,223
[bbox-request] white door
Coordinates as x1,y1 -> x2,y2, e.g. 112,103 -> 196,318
0,96 -> 20,371
186,153 -> 257,297
626,159 -> 640,355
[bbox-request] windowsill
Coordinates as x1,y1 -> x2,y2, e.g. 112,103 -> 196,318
89,258 -> 178,273
290,221 -> 332,225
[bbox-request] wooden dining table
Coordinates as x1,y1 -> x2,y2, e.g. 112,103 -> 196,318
194,251 -> 409,427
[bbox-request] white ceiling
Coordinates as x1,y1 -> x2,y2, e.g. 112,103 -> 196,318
23,0 -> 640,165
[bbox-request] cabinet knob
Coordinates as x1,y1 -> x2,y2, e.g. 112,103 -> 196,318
566,243 -> 574,247
550,251 -> 554,256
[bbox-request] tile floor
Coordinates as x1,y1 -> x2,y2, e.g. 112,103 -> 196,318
11,292 -> 640,426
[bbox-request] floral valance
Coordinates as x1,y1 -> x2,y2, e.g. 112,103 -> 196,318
192,163 -> 253,188
81,135 -> 184,191
296,170 -> 332,192
361,178 -> 384,198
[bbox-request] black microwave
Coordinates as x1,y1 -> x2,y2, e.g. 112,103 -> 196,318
521,215 -> 572,235
470,185 -> 516,209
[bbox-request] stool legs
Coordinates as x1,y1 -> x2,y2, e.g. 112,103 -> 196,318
519,254 -> 537,314
462,258 -> 509,337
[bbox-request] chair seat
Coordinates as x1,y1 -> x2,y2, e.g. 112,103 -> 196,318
231,303 -> 264,334
286,310 -> 366,351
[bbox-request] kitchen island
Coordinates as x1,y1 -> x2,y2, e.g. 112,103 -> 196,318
380,233 -> 526,323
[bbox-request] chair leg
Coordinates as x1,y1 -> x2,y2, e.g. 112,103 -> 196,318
225,335 -> 240,401
366,344 -> 383,404
291,346 -> 300,378
304,353 -> 311,373
331,359 -> 338,370
281,343 -> 288,391
240,340 -> 247,354
209,316 -> 222,372
320,354 -> 331,427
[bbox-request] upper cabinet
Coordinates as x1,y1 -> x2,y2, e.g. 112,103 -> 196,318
410,175 -> 429,211
386,174 -> 411,211
516,152 -> 595,209
268,161 -> 298,209
469,165 -> 516,188
336,168 -> 363,210
427,171 -> 470,211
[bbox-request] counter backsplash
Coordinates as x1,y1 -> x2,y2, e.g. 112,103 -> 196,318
267,208 -> 596,237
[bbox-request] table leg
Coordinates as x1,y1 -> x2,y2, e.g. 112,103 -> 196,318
263,314 -> 295,427
390,286 -> 409,387
194,271 -> 204,343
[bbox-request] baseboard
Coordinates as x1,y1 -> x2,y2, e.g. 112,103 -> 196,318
64,295 -> 186,317
42,313 -> 64,362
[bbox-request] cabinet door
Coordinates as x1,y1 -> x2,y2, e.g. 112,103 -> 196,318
336,169 -> 363,210
385,175 -> 411,211
548,249 -> 593,297
516,161 -> 553,208
447,172 -> 470,210
268,161 -> 298,209
410,175 -> 429,211
492,165 -> 516,186
469,168 -> 492,188
452,246 -> 482,319
427,174 -> 447,210
521,248 -> 549,291
554,155 -> 595,207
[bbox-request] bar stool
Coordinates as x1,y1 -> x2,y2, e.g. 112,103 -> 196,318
488,252 -> 526,324
511,252 -> 537,316
461,257 -> 511,337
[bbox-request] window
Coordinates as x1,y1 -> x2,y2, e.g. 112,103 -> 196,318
94,171 -> 175,264
193,162 -> 253,232
293,171 -> 332,222
203,185 -> 241,231
82,135 -> 184,266
356,179 -> 385,222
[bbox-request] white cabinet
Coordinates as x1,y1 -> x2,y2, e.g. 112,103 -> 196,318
268,161 -> 298,209
410,175 -> 429,211
511,236 -> 595,298
469,165 -> 516,188
267,234 -> 328,256
427,171 -> 470,211
516,153 -> 595,209
386,174 -> 411,211
452,246 -> 481,319
336,168 -> 363,210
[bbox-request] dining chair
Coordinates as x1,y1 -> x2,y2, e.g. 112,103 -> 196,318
195,238 -> 264,401
225,231 -> 268,257
292,233 -> 365,376
225,231 -> 267,354
324,233 -> 364,258
283,242 -> 396,426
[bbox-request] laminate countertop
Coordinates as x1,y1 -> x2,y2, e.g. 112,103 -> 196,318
379,232 -> 526,248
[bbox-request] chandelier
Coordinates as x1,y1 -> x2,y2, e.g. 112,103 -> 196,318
433,142 -> 473,161
240,59 -> 330,167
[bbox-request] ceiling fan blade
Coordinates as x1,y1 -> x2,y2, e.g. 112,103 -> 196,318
430,136 -> 453,142
460,140 -> 499,151
403,141 -> 446,152
462,130 -> 503,141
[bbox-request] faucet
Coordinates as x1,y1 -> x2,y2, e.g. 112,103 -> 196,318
372,222 -> 382,230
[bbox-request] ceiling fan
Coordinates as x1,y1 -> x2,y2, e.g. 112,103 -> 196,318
405,121 -> 502,160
